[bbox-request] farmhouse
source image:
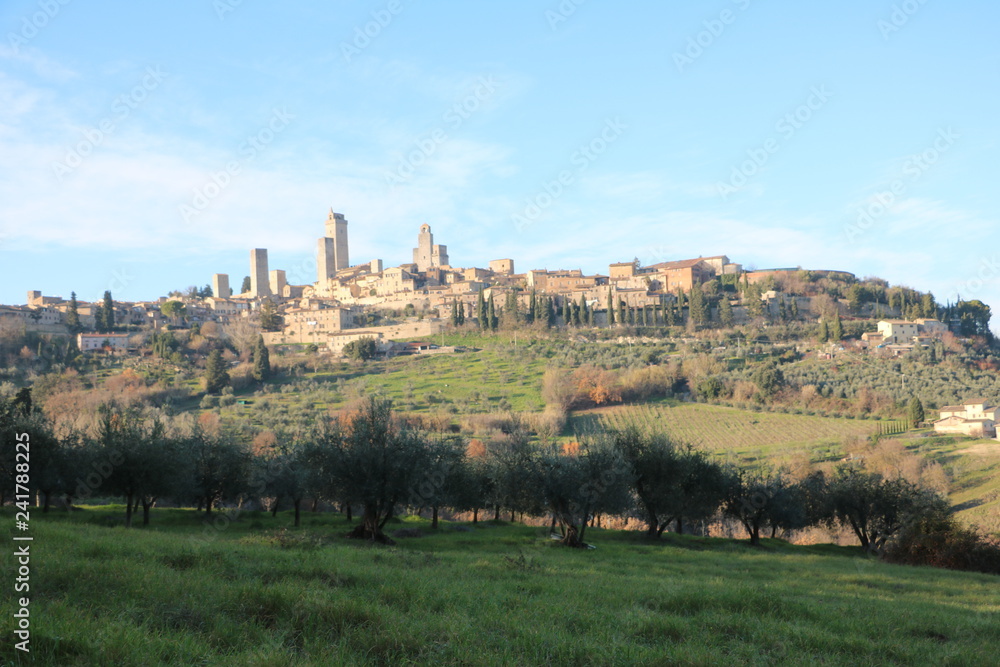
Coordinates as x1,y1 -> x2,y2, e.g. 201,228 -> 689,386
933,399 -> 1000,438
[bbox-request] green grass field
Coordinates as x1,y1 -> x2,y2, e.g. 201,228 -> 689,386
3,507 -> 998,666
575,403 -> 877,465
897,434 -> 1000,533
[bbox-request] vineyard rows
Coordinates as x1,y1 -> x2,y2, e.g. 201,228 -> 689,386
589,403 -> 877,462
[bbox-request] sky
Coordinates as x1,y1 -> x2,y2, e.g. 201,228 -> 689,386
1,1 -> 998,330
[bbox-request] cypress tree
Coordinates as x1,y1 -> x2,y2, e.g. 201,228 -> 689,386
204,349 -> 230,394
908,397 -> 925,426
488,293 -> 498,331
830,313 -> 843,341
476,288 -> 487,330
607,290 -> 615,325
252,335 -> 271,382
719,296 -> 734,327
66,291 -> 81,333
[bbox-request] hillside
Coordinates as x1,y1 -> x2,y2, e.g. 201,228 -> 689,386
3,508 -> 998,666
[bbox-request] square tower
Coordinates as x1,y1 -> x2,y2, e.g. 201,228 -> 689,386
250,249 -> 271,298
212,274 -> 230,299
269,270 -> 287,297
318,209 -> 350,283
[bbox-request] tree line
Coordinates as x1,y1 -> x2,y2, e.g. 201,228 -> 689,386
2,393 -> 997,572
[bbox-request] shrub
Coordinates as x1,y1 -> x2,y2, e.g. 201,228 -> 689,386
884,516 -> 1000,575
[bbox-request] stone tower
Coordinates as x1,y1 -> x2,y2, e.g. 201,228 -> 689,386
212,273 -> 230,299
412,224 -> 449,272
317,209 -> 350,284
250,249 -> 271,298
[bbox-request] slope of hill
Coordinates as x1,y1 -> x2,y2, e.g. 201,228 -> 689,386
3,508 -> 997,666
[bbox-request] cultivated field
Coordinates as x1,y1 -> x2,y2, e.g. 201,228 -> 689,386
576,403 -> 877,465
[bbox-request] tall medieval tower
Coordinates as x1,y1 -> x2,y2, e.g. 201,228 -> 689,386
412,224 -> 448,272
317,209 -> 350,284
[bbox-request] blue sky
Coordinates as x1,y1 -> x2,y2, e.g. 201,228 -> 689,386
1,1 -> 998,329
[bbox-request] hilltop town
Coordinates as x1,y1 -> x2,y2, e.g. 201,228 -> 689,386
3,208 -> 991,361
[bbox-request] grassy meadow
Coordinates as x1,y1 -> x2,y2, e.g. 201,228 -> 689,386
3,507 -> 999,666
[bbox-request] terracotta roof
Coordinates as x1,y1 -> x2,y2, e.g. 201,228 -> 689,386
647,258 -> 706,271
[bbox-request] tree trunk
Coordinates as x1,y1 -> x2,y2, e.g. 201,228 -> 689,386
142,498 -> 154,526
770,524 -> 777,539
472,507 -> 478,524
347,506 -> 395,545
510,509 -> 515,522
206,498 -> 214,515
293,498 -> 301,528
676,517 -> 683,535
432,505 -> 439,529
494,506 -> 500,521
197,498 -> 203,512
750,524 -> 760,547
125,491 -> 134,528
271,497 -> 280,517
42,491 -> 51,513
311,498 -> 319,512
345,502 -> 352,522
550,514 -> 557,534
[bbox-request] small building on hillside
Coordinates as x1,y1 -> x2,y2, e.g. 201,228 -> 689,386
933,399 -> 1000,438
77,333 -> 131,353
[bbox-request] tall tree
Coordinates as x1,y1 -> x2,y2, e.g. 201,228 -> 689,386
66,291 -> 81,333
241,276 -> 252,294
258,300 -> 282,332
688,283 -> 707,327
908,397 -> 925,426
487,292 -> 498,331
607,290 -> 615,326
476,287 -> 487,330
719,296 -> 734,327
102,291 -> 115,331
204,349 -> 230,394
252,335 -> 271,382
830,313 -> 844,341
